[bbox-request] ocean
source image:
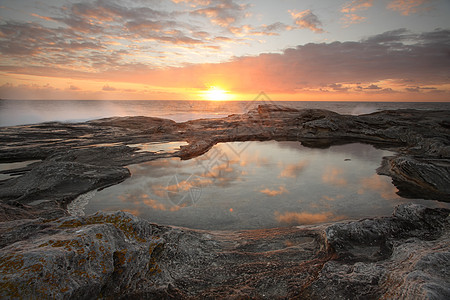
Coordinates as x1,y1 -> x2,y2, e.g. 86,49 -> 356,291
1,99 -> 449,127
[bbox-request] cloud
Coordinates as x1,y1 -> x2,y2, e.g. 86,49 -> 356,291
0,22 -> 103,56
364,84 -> 382,90
358,174 -> 399,199
0,81 -> 183,101
190,0 -> 248,28
260,185 -> 288,197
47,0 -> 212,49
341,13 -> 367,27
30,13 -> 56,22
202,162 -> 241,186
176,1 -> 291,37
289,9 -> 324,33
2,0 -> 294,74
279,161 -> 308,178
341,0 -> 373,13
118,193 -> 180,212
229,22 -> 292,37
328,83 -> 349,92
1,28 -> 449,100
387,0 -> 432,16
340,0 -> 373,27
172,0 -> 212,7
405,86 -> 437,93
102,84 -> 116,91
142,198 -> 167,211
205,28 -> 449,93
322,167 -> 348,187
363,28 -> 414,44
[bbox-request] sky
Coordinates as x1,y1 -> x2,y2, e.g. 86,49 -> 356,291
0,0 -> 449,101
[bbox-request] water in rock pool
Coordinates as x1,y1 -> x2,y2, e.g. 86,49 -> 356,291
80,141 -> 448,230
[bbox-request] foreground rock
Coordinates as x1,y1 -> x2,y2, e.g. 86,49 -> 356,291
0,105 -> 449,298
306,204 -> 450,299
0,204 -> 448,299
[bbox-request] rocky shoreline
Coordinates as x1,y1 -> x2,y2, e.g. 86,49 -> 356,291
0,105 -> 449,298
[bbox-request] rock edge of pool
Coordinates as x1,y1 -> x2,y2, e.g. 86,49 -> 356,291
1,104 -> 449,299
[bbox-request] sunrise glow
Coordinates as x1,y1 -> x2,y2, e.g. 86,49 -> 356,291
0,0 -> 448,101
201,87 -> 234,101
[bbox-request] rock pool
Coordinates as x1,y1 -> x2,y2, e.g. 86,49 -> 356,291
81,141 -> 448,230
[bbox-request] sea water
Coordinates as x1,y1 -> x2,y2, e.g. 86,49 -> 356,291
1,99 -> 449,127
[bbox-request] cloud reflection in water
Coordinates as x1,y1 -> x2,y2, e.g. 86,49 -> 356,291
85,141 -> 447,230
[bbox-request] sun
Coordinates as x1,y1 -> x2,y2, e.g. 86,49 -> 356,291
201,86 -> 233,101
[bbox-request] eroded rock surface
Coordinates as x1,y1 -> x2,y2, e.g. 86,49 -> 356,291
378,155 -> 450,201
0,105 -> 449,298
0,204 -> 448,299
305,204 -> 450,299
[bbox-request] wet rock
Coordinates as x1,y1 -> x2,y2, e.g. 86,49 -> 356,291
0,161 -> 130,205
256,104 -> 301,116
378,156 -> 450,201
302,204 -> 450,299
0,201 -> 66,222
0,211 -> 166,299
325,204 -> 449,262
0,211 -> 326,299
179,139 -> 215,159
47,146 -> 137,166
87,116 -> 177,132
0,204 -> 448,299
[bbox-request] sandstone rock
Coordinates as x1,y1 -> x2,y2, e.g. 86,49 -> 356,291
301,204 -> 450,299
0,161 -> 130,204
0,204 -> 448,299
0,211 -> 166,299
378,156 -> 450,201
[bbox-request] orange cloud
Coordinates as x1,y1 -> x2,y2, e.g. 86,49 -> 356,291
190,0 -> 248,28
151,185 -> 169,198
340,1 -> 373,27
168,177 -> 212,192
341,0 -> 373,13
143,198 -> 167,211
30,13 -> 56,22
358,174 -> 399,200
172,0 -> 212,6
289,9 -> 324,33
205,162 -> 234,177
341,14 -> 367,27
260,185 -> 288,196
322,195 -> 336,201
279,161 -> 308,178
387,0 -> 431,15
322,167 -> 348,187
